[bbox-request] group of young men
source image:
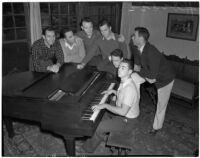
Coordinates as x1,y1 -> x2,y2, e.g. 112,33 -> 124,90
29,17 -> 175,153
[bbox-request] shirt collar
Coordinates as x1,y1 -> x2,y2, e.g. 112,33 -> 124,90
64,40 -> 76,50
82,31 -> 93,39
87,33 -> 93,39
43,37 -> 51,48
139,44 -> 145,53
102,32 -> 116,40
118,78 -> 132,90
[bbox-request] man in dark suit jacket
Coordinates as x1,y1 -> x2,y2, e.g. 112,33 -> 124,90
131,27 -> 175,134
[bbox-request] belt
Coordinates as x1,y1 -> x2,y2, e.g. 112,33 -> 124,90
124,118 -> 128,123
123,116 -> 138,123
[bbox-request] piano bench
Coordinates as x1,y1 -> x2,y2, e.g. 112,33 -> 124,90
106,132 -> 133,155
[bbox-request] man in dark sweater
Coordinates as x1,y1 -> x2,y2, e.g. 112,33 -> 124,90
131,27 -> 175,134
77,19 -> 128,75
76,17 -> 102,66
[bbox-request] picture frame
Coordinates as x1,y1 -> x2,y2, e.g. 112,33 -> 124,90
166,13 -> 199,41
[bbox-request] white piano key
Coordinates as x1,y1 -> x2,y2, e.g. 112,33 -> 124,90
89,83 -> 115,122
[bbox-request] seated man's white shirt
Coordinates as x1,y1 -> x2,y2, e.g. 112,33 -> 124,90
131,72 -> 145,98
116,78 -> 139,118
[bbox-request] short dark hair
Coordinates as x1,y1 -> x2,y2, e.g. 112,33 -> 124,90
111,49 -> 123,59
121,59 -> 134,70
80,17 -> 93,27
60,27 -> 73,38
135,27 -> 150,41
99,19 -> 111,28
42,27 -> 55,35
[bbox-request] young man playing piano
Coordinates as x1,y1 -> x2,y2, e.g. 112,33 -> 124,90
110,49 -> 145,98
82,59 -> 140,153
30,27 -> 64,73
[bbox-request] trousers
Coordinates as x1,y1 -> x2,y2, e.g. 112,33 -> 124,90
83,112 -> 139,153
153,80 -> 174,130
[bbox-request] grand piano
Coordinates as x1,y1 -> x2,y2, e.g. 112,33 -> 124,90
2,64 -> 117,156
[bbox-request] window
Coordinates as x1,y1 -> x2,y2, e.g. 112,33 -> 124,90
40,2 -> 78,36
86,3 -> 122,33
39,2 -> 122,35
3,3 -> 27,42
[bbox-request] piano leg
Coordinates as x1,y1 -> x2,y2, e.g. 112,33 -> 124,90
4,117 -> 14,138
64,136 -> 75,156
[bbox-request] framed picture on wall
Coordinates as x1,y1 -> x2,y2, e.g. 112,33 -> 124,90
166,13 -> 199,41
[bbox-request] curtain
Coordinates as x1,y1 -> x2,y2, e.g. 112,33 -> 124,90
30,2 -> 42,44
120,2 -> 132,59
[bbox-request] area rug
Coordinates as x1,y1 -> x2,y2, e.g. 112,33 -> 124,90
3,93 -> 199,156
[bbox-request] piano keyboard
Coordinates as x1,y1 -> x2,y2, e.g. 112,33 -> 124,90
81,82 -> 115,122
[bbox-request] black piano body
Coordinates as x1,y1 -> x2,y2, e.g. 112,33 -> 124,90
2,64 -> 116,156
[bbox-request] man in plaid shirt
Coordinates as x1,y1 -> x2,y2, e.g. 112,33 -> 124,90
29,27 -> 64,73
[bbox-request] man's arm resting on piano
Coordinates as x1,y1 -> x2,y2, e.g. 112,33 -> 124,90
77,62 -> 86,69
77,40 -> 99,70
92,103 -> 130,116
47,63 -> 61,73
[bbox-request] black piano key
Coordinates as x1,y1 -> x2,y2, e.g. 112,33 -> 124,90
84,109 -> 93,112
92,97 -> 101,100
81,117 -> 90,120
91,99 -> 101,102
82,114 -> 92,118
90,101 -> 100,105
83,110 -> 93,114
82,112 -> 94,116
81,115 -> 91,118
92,98 -> 101,101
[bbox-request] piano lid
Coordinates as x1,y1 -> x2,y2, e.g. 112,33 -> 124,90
3,64 -> 103,99
2,71 -> 49,96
